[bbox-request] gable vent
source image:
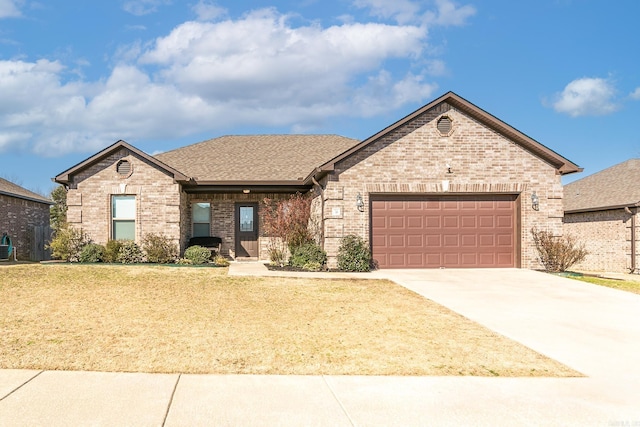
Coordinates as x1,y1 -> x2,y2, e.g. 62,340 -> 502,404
116,160 -> 132,177
437,116 -> 452,136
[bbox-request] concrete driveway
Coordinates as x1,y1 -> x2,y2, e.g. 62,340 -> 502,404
1,267 -> 639,426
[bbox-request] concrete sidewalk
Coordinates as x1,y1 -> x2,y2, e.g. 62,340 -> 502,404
1,266 -> 639,426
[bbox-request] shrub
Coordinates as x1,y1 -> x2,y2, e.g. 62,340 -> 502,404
48,224 -> 90,262
337,234 -> 372,272
184,245 -> 211,264
289,242 -> 327,270
116,241 -> 145,264
141,233 -> 178,264
214,255 -> 230,267
302,261 -> 322,272
176,258 -> 193,265
79,243 -> 105,263
268,247 -> 287,267
531,228 -> 588,273
104,240 -> 123,263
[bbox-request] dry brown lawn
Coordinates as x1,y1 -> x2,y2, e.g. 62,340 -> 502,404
0,264 -> 578,377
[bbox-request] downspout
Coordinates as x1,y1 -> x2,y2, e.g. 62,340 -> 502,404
632,213 -> 637,273
311,176 -> 325,251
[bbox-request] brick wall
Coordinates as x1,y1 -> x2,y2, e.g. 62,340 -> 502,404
0,194 -> 51,260
66,147 -> 183,248
563,209 -> 639,272
320,102 -> 563,269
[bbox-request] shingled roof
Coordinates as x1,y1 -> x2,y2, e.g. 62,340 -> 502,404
154,135 -> 360,183
0,177 -> 52,204
564,159 -> 640,213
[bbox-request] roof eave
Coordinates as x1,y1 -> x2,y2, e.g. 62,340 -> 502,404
53,140 -> 190,185
565,201 -> 640,214
311,91 -> 582,177
0,190 -> 53,205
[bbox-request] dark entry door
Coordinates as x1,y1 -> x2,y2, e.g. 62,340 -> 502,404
235,203 -> 259,257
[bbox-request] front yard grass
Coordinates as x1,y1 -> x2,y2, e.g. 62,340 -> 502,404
569,275 -> 640,295
0,264 -> 578,377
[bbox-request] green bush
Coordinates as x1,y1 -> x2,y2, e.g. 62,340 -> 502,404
104,240 -> 123,263
184,245 -> 211,264
47,224 -> 90,262
79,243 -> 105,263
176,258 -> 193,265
337,234 -> 372,272
141,233 -> 178,264
302,261 -> 322,272
289,242 -> 326,269
116,241 -> 145,264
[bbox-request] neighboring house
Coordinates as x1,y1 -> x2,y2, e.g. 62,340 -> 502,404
54,92 -> 580,269
563,159 -> 640,273
0,177 -> 53,261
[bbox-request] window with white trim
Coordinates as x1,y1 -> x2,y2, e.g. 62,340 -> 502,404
192,202 -> 211,237
112,195 -> 136,240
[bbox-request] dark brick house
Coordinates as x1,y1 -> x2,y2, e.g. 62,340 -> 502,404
0,178 -> 52,261
54,92 -> 581,269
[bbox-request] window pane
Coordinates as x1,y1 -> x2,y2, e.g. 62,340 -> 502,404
192,203 -> 210,223
113,195 -> 136,219
193,223 -> 210,237
240,206 -> 253,232
113,220 -> 135,240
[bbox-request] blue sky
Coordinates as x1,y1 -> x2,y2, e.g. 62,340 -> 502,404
1,0 -> 639,195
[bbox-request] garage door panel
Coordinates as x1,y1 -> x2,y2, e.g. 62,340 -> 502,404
461,234 -> 477,247
443,216 -> 458,228
407,216 -> 423,228
479,234 -> 495,247
407,234 -> 423,247
388,234 -> 405,247
443,234 -> 459,247
371,195 -> 516,269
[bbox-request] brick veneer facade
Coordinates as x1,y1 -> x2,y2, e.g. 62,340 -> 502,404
65,147 -> 292,259
314,101 -> 564,269
0,194 -> 51,260
66,147 -> 185,250
563,209 -> 640,272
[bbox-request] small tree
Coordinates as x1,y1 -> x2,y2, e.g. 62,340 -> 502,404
262,194 -> 313,266
531,228 -> 588,272
50,185 -> 67,232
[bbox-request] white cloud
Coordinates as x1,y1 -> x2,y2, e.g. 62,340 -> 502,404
0,7 -> 443,156
0,0 -> 22,18
552,77 -> 618,117
630,87 -> 640,100
426,0 -> 476,26
354,0 -> 475,26
192,0 -> 227,21
122,0 -> 170,16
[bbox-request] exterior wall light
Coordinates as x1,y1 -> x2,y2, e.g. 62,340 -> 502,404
531,191 -> 539,211
356,193 -> 364,212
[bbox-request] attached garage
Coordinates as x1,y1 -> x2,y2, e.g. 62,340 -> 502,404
371,195 -> 519,269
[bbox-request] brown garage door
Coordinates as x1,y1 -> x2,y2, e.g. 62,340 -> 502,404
371,195 -> 517,269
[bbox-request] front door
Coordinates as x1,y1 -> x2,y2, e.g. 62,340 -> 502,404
235,203 -> 259,258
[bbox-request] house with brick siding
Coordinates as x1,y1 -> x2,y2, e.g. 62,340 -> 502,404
563,159 -> 640,273
54,92 -> 580,269
0,177 -> 52,261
